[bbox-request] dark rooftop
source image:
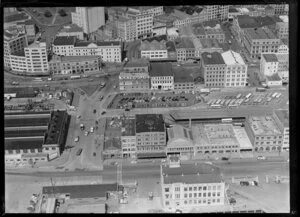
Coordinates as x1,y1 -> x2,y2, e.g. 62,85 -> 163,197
201,52 -> 225,65
124,59 -> 149,68
166,41 -> 176,52
173,67 -> 194,83
53,36 -> 76,46
229,7 -> 239,13
179,6 -> 203,15
202,19 -> 221,28
274,109 -> 289,128
142,35 -> 167,43
44,111 -> 68,145
4,12 -> 29,23
5,129 -> 46,138
135,114 -> 165,133
5,117 -> 50,128
42,183 -> 121,199
74,40 -> 121,47
162,163 -> 222,184
263,53 -> 278,62
121,118 -> 136,136
5,111 -> 51,116
237,15 -> 282,29
104,138 -> 122,151
149,63 -> 173,77
5,138 -> 43,150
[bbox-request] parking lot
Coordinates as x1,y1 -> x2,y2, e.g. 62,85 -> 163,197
107,92 -> 198,109
205,91 -> 286,109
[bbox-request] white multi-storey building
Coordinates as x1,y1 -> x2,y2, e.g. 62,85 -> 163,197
276,15 -> 288,40
24,41 -> 48,73
149,63 -> 174,91
205,5 -> 229,21
52,36 -> 122,63
135,6 -> 164,17
221,50 -> 247,87
161,162 -> 225,211
260,53 -> 279,77
116,16 -> 136,41
121,118 -> 137,158
141,40 -> 168,60
71,7 -> 105,34
273,110 -> 289,150
136,13 -> 154,38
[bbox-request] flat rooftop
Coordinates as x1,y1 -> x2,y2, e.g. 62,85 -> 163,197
221,50 -> 245,65
135,114 -> 165,133
5,117 -> 50,128
174,37 -> 195,49
192,124 -> 239,147
44,111 -> 68,145
162,163 -> 221,184
199,38 -> 221,49
237,15 -> 282,29
5,138 -> 44,150
124,59 -> 149,68
149,62 -> 173,77
173,67 -> 194,83
232,127 -> 253,149
274,109 -> 289,128
141,40 -> 166,51
121,118 -> 136,136
248,116 -> 282,136
42,183 -> 120,199
201,52 -> 225,65
53,36 -> 76,46
60,24 -> 83,33
4,12 -> 29,23
245,28 -> 277,40
119,71 -> 149,78
103,138 -> 122,151
5,129 -> 46,138
168,125 -> 193,144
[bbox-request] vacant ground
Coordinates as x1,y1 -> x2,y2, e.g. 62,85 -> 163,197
79,85 -> 101,97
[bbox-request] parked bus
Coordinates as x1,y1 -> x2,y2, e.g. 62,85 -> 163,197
245,93 -> 252,99
256,87 -> 266,92
222,118 -> 233,123
207,99 -> 214,105
210,99 -> 217,105
71,75 -> 81,79
230,99 -> 236,104
225,99 -> 231,106
215,99 -> 221,104
211,104 -> 222,109
272,92 -> 278,98
229,104 -> 238,107
220,99 -> 226,105
236,93 -> 242,99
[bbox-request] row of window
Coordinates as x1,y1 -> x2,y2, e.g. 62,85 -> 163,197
166,185 -> 221,193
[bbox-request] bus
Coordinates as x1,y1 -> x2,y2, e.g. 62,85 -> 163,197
222,118 -> 233,123
210,104 -> 222,109
245,93 -> 252,99
71,75 -> 81,80
215,99 -> 221,104
229,104 -> 238,107
230,99 -> 236,104
276,93 -> 282,98
233,122 -> 244,126
236,94 -> 242,99
256,87 -> 266,92
210,99 -> 217,105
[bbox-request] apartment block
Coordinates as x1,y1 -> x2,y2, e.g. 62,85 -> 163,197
135,114 -> 166,159
121,118 -> 137,158
260,53 -> 279,77
149,63 -> 174,90
173,67 -> 194,93
71,7 -> 105,34
273,110 -> 289,150
201,52 -> 226,88
244,116 -> 283,153
48,55 -> 101,74
119,72 -> 150,92
175,37 -> 196,61
275,16 -> 288,40
205,5 -> 229,21
161,163 -> 225,211
221,50 -> 247,87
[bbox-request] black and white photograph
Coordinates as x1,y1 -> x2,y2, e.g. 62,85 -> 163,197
3,3 -> 294,214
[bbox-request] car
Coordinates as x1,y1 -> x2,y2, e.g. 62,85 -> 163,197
257,156 -> 266,160
101,111 -> 106,115
175,209 -> 182,213
76,148 -> 83,156
125,108 -> 130,111
77,115 -> 81,119
131,160 -> 137,164
90,127 -> 94,133
74,136 -> 79,142
99,96 -> 104,101
84,131 -> 89,136
221,157 -> 229,161
93,109 -> 97,114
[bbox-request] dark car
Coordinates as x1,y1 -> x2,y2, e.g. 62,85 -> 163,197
93,109 -> 97,114
222,157 -> 229,161
240,181 -> 249,186
76,148 -> 83,156
101,111 -> 106,115
229,198 -> 236,205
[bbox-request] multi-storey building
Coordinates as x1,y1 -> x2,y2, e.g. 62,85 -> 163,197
4,12 -> 30,28
192,21 -> 225,43
57,24 -> 84,40
48,55 -> 101,74
275,15 -> 288,40
273,4 -> 288,15
71,7 -> 105,34
161,163 -> 225,211
277,39 -> 289,54
121,117 -> 137,158
228,7 -> 241,21
136,13 -> 154,39
260,53 -> 279,77
24,41 -> 48,74
16,19 -> 38,42
173,67 -> 194,93
273,110 -> 289,150
153,21 -> 167,36
175,37 -> 196,61
198,38 -> 223,54
149,63 -> 174,90
135,114 -> 166,159
4,28 -> 28,68
276,53 -> 289,82
244,116 -> 283,153
52,36 -> 122,63
205,5 -> 229,21
172,9 -> 193,29
132,6 -> 164,17
167,27 -> 179,41
9,52 -> 27,72
141,40 -> 168,60
243,27 -> 281,59
119,72 -> 150,92
221,50 -> 247,87
107,7 -> 129,22
116,16 -> 136,41
201,52 -> 226,88
123,59 -> 149,72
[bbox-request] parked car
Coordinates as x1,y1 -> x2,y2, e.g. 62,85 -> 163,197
76,148 -> 83,156
74,136 -> 79,142
257,156 -> 266,160
93,109 -> 97,114
84,131 -> 89,136
229,198 -> 236,205
101,111 -> 106,115
90,127 -> 94,133
222,157 -> 229,161
240,181 -> 249,186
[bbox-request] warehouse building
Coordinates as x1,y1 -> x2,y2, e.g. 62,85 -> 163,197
160,162 -> 225,211
135,114 -> 166,159
244,116 -> 283,153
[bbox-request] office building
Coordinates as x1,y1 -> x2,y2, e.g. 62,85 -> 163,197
244,27 -> 281,59
135,114 -> 166,159
57,24 -> 84,40
116,16 -> 137,41
160,163 -> 225,211
273,4 -> 288,15
273,110 -> 289,150
4,28 -> 28,68
244,116 -> 283,153
221,50 -> 247,87
48,55 -> 101,74
136,13 -> 154,39
201,52 -> 226,88
24,41 -> 48,73
71,7 -> 105,34
205,5 -> 229,21
149,63 -> 174,90
121,118 -> 137,158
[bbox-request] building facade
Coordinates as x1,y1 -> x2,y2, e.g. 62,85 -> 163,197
149,63 -> 174,90
161,163 -> 225,211
205,5 -> 229,21
135,114 -> 166,159
48,55 -> 101,74
173,67 -> 194,93
71,7 -> 105,34
121,118 -> 137,158
273,109 -> 289,150
221,50 -> 247,87
141,40 -> 168,60
275,16 -> 288,40
201,52 -> 226,88
116,16 -> 137,41
260,53 -> 279,77
244,116 -> 283,153
119,72 -> 150,92
24,41 -> 48,73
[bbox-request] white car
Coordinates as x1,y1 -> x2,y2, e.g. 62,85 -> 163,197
90,127 -> 94,133
74,136 -> 79,142
84,131 -> 89,136
257,156 -> 266,160
131,160 -> 137,164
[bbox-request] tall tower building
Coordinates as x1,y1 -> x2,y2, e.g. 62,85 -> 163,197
71,7 -> 105,34
206,5 -> 229,21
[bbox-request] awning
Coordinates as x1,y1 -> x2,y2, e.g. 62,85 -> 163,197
137,152 -> 166,159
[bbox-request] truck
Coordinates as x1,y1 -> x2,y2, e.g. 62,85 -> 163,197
100,82 -> 106,88
276,93 -> 282,98
47,77 -> 52,81
225,99 -> 231,106
70,75 -> 81,79
215,99 -> 221,104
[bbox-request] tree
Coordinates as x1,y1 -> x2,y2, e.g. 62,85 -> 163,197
58,9 -> 67,17
44,10 -> 52,17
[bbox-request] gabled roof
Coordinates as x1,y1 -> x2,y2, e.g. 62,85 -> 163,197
263,53 -> 278,62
